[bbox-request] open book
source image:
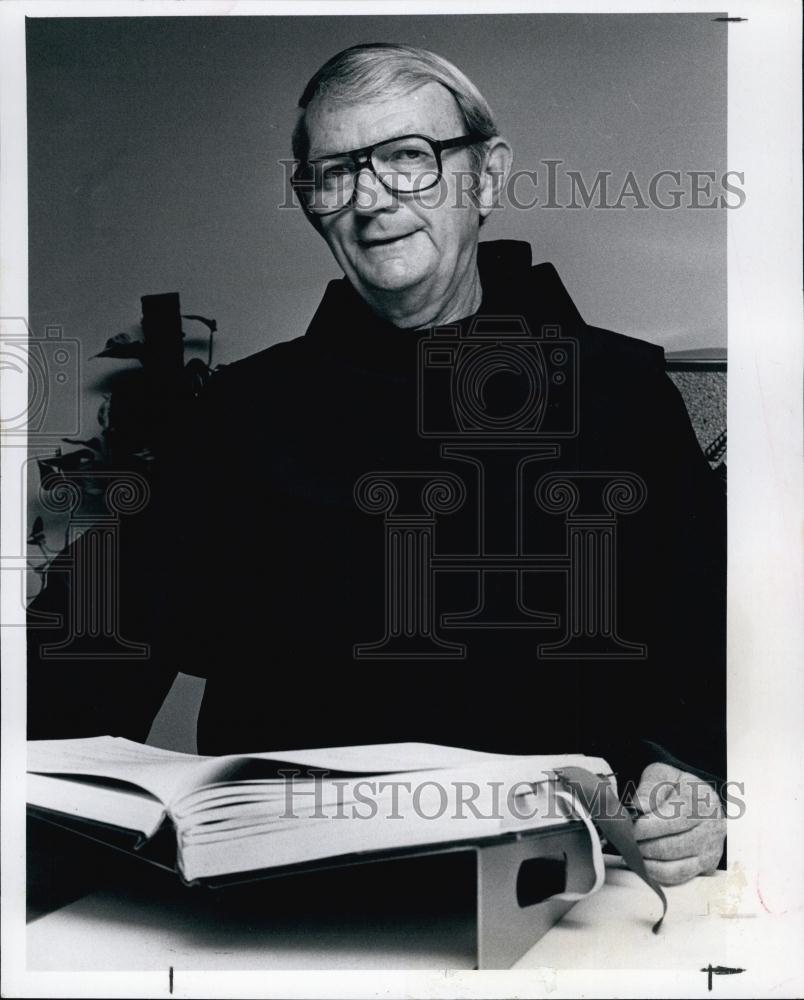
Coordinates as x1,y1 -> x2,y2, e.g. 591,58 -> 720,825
27,737 -> 611,884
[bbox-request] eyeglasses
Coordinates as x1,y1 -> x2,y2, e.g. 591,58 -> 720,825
291,132 -> 484,216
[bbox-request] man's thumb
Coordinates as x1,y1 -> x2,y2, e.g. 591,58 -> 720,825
632,762 -> 681,815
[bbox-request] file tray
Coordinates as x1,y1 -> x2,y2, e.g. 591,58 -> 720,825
197,820 -> 597,970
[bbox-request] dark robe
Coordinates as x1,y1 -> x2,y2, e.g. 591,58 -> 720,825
28,239 -> 726,796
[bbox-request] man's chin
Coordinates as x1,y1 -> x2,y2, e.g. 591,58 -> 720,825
355,258 -> 432,294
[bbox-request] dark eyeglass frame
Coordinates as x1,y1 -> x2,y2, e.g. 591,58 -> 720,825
291,131 -> 486,216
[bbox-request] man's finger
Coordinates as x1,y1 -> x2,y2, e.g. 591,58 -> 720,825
633,804 -> 699,841
643,855 -> 700,886
699,838 -> 727,875
632,763 -> 682,815
638,826 -> 705,861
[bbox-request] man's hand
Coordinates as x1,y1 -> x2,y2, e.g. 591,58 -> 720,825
632,762 -> 725,886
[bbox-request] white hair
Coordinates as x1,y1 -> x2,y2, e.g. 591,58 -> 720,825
292,42 -> 499,174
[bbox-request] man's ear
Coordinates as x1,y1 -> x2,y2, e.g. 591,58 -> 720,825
477,137 -> 513,219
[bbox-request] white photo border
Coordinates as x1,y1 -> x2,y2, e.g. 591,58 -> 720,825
2,1 -> 802,997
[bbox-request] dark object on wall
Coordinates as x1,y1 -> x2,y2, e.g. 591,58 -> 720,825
141,292 -> 184,372
39,293 -> 217,474
27,294 -> 219,607
104,294 -> 214,463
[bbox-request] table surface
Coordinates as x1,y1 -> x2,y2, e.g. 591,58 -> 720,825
27,848 -> 736,973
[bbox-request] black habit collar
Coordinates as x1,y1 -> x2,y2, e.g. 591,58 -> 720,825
303,240 -> 584,373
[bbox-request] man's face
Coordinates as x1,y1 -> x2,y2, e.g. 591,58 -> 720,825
304,82 -> 482,320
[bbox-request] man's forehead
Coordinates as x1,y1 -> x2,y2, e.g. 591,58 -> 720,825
305,81 -> 465,157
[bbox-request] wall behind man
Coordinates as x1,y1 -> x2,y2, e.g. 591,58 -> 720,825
28,13 -> 726,437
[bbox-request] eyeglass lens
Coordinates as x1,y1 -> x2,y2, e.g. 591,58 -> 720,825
301,136 -> 442,213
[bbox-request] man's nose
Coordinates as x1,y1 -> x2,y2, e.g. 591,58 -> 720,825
351,166 -> 396,214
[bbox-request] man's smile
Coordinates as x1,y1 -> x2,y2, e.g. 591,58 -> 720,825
359,231 -> 420,249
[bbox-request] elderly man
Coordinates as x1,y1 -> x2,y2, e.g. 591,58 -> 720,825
29,44 -> 726,885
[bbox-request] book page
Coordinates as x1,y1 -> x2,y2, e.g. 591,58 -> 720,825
27,736 -> 213,804
173,758 -> 609,881
28,737 -> 610,809
26,739 -> 518,803
27,773 -> 166,839
224,743 -> 609,775
171,754 -> 613,834
177,745 -> 614,800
